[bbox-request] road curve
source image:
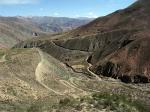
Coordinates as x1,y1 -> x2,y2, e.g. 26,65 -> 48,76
35,48 -> 64,96
86,56 -> 102,81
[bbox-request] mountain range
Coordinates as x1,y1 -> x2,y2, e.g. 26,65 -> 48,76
0,0 -> 150,111
0,16 -> 92,47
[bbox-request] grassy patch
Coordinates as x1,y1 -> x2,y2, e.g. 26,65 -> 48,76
91,93 -> 142,112
1,93 -> 149,112
51,93 -> 149,112
0,49 -> 5,57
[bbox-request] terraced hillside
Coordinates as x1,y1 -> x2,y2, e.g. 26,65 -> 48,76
0,48 -> 150,111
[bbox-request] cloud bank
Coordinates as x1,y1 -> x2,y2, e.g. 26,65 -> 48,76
0,0 -> 39,4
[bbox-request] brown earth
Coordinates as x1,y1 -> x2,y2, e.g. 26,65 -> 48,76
47,0 -> 150,83
14,1 -> 150,83
0,0 -> 150,111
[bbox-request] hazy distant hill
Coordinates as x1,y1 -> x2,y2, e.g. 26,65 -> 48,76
26,16 -> 93,32
0,16 -> 92,47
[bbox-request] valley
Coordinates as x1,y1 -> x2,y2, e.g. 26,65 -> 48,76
0,16 -> 92,48
0,43 -> 150,111
0,0 -> 149,111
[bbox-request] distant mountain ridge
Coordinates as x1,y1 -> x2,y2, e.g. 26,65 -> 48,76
0,16 -> 92,47
22,16 -> 93,32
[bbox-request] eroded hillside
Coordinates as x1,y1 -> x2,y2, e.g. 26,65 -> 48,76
0,48 -> 150,111
0,0 -> 150,111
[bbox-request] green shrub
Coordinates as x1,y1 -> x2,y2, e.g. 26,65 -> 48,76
91,93 -> 149,112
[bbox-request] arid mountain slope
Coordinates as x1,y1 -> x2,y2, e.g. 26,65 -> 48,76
0,48 -> 149,111
21,0 -> 150,83
1,0 -> 150,111
0,16 -> 92,47
67,0 -> 150,37
0,48 -> 87,111
53,0 -> 150,83
0,17 -> 43,48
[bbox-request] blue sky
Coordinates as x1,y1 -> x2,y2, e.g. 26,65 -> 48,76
0,0 -> 137,17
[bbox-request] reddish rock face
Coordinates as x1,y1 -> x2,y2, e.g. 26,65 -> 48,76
92,38 -> 150,83
61,0 -> 150,83
87,0 -> 150,83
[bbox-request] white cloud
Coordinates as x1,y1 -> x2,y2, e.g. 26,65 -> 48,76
54,12 -> 59,16
87,12 -> 98,18
0,0 -> 39,4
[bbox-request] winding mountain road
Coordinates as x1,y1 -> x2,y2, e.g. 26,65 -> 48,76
35,48 -> 88,97
52,40 -> 102,81
86,57 -> 102,81
0,55 -> 6,63
35,48 -> 64,95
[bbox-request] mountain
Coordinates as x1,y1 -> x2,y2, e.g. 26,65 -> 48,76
27,16 -> 93,32
0,48 -> 149,111
0,0 -> 150,111
0,17 -> 43,48
0,16 -> 92,47
15,0 -> 150,82
47,0 -> 150,83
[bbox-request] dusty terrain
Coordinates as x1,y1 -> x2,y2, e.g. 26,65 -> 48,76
0,0 -> 150,111
44,0 -> 150,83
0,47 -> 150,111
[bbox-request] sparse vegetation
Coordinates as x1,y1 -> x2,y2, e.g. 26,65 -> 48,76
0,0 -> 150,112
0,49 -> 5,57
46,93 -> 150,112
